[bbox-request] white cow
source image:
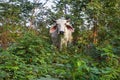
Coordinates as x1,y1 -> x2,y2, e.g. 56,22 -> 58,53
49,19 -> 74,50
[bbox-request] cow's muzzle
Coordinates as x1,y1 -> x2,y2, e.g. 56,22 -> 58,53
59,31 -> 64,35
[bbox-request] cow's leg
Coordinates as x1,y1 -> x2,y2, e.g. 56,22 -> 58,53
59,41 -> 63,50
59,38 -> 66,50
64,42 -> 67,47
62,40 -> 68,50
67,36 -> 73,47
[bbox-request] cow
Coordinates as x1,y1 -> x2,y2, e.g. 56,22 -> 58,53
49,19 -> 74,50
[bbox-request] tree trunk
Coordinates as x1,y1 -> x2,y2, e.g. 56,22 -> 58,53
92,16 -> 98,44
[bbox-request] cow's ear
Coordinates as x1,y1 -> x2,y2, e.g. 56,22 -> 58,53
66,25 -> 74,32
49,26 -> 57,33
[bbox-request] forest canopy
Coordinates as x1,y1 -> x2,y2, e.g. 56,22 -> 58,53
0,0 -> 120,80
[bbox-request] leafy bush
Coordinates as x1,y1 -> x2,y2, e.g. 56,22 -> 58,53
0,31 -> 54,80
0,29 -> 120,80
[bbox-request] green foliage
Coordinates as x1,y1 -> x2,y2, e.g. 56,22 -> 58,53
0,31 -> 52,80
0,29 -> 120,80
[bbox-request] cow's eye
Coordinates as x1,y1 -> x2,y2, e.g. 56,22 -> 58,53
65,23 -> 68,26
56,24 -> 58,26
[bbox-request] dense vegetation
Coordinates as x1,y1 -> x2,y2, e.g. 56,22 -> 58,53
0,0 -> 120,80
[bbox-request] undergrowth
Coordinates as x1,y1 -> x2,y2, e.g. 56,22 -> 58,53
0,29 -> 120,80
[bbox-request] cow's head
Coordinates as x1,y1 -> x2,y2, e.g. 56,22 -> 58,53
50,19 -> 74,35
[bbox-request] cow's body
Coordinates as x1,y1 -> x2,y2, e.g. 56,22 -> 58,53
50,19 -> 74,50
